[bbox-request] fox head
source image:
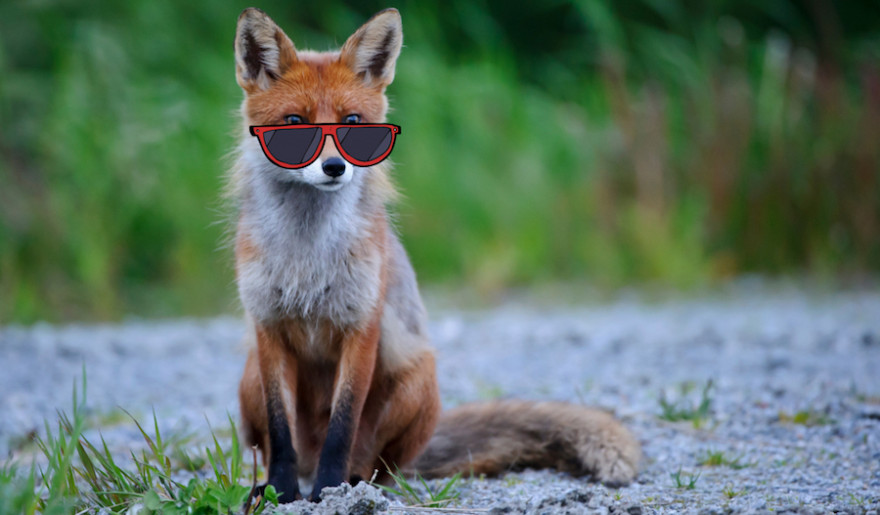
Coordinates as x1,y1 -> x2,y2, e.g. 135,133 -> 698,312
233,8 -> 402,194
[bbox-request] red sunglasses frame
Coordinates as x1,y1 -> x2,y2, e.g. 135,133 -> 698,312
249,123 -> 401,169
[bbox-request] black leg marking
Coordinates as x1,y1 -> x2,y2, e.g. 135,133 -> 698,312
265,387 -> 300,503
310,392 -> 355,501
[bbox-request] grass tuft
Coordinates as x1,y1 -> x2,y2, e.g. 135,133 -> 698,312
372,462 -> 463,509
723,486 -> 746,499
0,372 -> 276,514
670,467 -> 701,490
658,379 -> 714,428
778,409 -> 833,427
698,449 -> 752,470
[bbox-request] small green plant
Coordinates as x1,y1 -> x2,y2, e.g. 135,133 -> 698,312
698,450 -> 752,469
373,463 -> 462,508
699,450 -> 725,466
848,492 -> 866,507
670,468 -> 700,490
723,486 -> 746,499
659,380 -> 714,428
503,475 -> 523,487
31,373 -> 91,513
778,409 -> 832,427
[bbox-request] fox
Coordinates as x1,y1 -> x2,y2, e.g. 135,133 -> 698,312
229,7 -> 641,503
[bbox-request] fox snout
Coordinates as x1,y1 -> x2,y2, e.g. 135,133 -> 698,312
294,156 -> 353,191
322,157 -> 346,177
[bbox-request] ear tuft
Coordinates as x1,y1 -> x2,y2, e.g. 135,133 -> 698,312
340,8 -> 403,88
234,8 -> 297,92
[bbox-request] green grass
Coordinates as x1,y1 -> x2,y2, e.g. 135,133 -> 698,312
2,0 -> 879,323
848,492 -> 867,507
503,475 -> 523,488
670,467 -> 700,490
698,449 -> 752,470
0,462 -> 40,515
723,486 -> 746,499
372,463 -> 462,509
1,374 -> 277,514
778,409 -> 833,427
658,379 -> 714,428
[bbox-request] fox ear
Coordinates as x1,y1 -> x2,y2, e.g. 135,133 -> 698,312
339,8 -> 403,88
234,8 -> 297,92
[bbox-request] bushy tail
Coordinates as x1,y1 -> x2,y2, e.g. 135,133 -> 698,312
410,400 -> 641,487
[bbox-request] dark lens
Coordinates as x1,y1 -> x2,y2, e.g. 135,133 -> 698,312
263,127 -> 322,166
336,127 -> 393,163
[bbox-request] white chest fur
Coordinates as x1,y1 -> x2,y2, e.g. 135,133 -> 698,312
236,166 -> 383,326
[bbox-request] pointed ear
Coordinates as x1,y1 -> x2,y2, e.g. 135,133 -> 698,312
339,8 -> 403,88
234,8 -> 297,92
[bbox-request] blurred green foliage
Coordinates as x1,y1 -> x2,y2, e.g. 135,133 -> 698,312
1,0 -> 878,322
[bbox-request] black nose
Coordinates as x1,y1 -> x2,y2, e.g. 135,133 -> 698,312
322,157 -> 346,177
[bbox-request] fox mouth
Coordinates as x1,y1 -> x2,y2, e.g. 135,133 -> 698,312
314,179 -> 345,192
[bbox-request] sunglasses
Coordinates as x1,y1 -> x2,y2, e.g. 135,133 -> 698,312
249,123 -> 401,169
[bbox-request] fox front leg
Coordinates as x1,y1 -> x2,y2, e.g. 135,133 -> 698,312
309,318 -> 380,500
256,325 -> 302,503
264,388 -> 300,502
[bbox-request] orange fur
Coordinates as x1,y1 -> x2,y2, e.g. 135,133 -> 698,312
243,55 -> 388,126
233,226 -> 260,272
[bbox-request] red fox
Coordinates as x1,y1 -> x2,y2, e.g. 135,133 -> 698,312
230,7 -> 640,503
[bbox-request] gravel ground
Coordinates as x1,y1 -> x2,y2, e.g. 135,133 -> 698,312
1,285 -> 879,514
